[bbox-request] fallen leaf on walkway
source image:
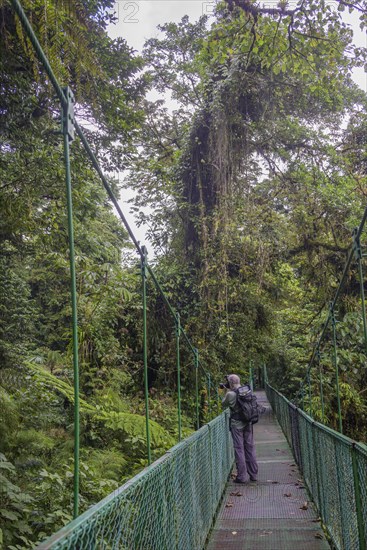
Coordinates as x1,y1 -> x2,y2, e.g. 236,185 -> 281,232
290,463 -> 295,466
311,518 -> 321,523
297,479 -> 303,483
300,501 -> 309,510
271,480 -> 279,484
225,502 -> 234,508
231,531 -> 237,535
315,533 -> 323,539
230,491 -> 242,497
298,485 -> 305,489
283,493 -> 292,497
276,448 -> 280,451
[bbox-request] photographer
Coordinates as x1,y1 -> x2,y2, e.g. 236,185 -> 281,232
221,374 -> 258,484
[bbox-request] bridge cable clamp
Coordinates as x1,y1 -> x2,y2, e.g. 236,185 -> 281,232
62,86 -> 75,142
352,227 -> 362,261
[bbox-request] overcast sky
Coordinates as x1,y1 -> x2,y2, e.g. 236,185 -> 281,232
108,0 -> 366,89
108,1 -> 367,250
108,0 -> 213,46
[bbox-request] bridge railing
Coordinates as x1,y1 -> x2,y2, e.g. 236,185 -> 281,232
37,410 -> 233,550
266,382 -> 367,550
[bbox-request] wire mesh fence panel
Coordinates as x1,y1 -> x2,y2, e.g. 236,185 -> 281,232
305,415 -> 318,500
335,440 -> 359,550
208,422 -> 234,514
297,413 -> 313,492
37,411 -> 233,550
311,423 -> 326,515
173,428 -> 213,549
289,404 -> 302,470
355,443 -> 367,547
265,382 -> 366,550
278,395 -> 288,439
318,429 -> 343,548
282,399 -> 292,445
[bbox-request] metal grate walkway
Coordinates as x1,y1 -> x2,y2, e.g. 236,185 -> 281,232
206,391 -> 330,550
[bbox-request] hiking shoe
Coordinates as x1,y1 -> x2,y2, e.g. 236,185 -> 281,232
234,478 -> 249,484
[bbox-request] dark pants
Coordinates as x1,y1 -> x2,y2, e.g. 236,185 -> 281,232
231,424 -> 258,482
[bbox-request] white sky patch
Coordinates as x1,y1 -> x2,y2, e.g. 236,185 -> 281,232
108,1 -> 367,251
108,0 -> 213,48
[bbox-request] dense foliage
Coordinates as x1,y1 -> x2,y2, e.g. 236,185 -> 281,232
131,0 -> 367,408
134,0 -> 367,419
1,0 -> 367,547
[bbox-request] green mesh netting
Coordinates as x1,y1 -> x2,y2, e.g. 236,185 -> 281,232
266,383 -> 367,550
37,411 -> 234,550
356,443 -> 367,546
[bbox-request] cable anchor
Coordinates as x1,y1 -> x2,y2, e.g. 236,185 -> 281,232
62,86 -> 75,142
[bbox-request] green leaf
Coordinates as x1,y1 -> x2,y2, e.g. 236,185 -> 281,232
0,509 -> 18,521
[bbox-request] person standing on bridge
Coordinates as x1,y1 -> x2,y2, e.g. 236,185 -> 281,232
221,374 -> 258,484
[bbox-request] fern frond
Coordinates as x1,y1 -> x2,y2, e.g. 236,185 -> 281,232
25,364 -> 175,450
98,411 -> 175,449
26,363 -> 95,413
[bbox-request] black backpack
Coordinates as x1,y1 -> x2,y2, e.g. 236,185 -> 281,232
233,386 -> 259,424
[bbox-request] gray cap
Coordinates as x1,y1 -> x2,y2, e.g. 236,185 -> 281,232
228,374 -> 240,386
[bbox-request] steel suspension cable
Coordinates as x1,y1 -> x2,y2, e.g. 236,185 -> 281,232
300,212 -> 367,432
141,247 -> 151,463
10,0 -> 223,489
10,0 -> 217,386
305,204 -> 367,383
62,89 -> 80,518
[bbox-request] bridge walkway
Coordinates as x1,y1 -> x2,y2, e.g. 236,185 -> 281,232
206,390 -> 330,550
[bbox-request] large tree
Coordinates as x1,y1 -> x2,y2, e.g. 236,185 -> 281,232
128,0 -> 367,408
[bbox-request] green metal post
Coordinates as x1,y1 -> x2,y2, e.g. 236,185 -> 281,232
307,372 -> 312,417
331,307 -> 343,434
62,87 -> 79,519
317,349 -> 324,423
353,228 -> 367,353
207,373 -> 211,420
310,423 -> 323,521
194,348 -> 199,430
176,313 -> 182,441
351,443 -> 366,550
215,388 -> 220,414
357,258 -> 367,351
141,246 -> 151,464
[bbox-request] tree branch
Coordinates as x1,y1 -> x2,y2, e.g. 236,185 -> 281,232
228,0 -> 366,17
336,0 -> 366,13
288,240 -> 348,257
227,0 -> 297,17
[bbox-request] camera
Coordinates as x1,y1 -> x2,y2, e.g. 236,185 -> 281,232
219,375 -> 230,389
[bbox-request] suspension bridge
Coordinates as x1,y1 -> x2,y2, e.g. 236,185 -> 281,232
6,1 -> 367,549
35,383 -> 367,549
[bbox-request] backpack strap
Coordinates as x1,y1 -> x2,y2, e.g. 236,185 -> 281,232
229,388 -> 242,421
